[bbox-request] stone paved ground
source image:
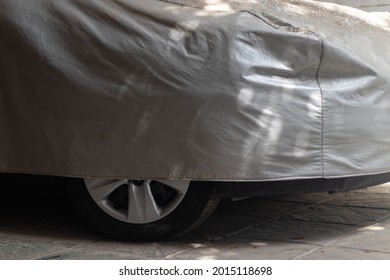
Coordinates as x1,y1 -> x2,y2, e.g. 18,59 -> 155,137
316,0 -> 390,12
1,181 -> 390,260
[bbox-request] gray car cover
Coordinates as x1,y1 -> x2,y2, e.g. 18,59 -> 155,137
0,0 -> 390,181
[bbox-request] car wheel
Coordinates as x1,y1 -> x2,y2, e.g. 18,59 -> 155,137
67,178 -> 220,241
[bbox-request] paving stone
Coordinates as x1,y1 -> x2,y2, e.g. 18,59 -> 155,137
353,183 -> 390,194
366,216 -> 390,229
39,240 -> 187,260
322,192 -> 390,209
0,220 -> 102,260
1,181 -> 390,260
330,226 -> 390,253
172,238 -> 319,260
40,250 -> 144,260
0,217 -> 48,238
288,204 -> 390,226
232,219 -> 357,245
214,198 -> 307,219
191,213 -> 268,239
261,192 -> 345,204
296,246 -> 390,260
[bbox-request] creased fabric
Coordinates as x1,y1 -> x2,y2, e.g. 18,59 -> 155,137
0,0 -> 389,180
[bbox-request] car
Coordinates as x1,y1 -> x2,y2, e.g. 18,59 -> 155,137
1,0 -> 390,241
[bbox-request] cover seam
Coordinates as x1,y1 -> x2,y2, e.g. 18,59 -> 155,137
313,36 -> 326,177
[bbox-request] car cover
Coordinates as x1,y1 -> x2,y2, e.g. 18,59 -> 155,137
0,0 -> 390,181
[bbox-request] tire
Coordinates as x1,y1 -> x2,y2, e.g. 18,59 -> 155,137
66,178 -> 220,241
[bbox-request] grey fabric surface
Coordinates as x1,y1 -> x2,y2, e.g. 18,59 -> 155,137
0,0 -> 389,180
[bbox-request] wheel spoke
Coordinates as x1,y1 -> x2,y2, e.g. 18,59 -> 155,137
84,178 -> 191,224
156,180 -> 190,194
86,178 -> 128,202
127,181 -> 162,223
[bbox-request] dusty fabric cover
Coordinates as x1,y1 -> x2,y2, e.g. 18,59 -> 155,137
0,0 -> 389,180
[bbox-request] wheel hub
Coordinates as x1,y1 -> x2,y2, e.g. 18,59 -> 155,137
84,178 -> 190,224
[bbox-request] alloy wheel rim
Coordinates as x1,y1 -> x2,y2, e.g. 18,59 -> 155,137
84,178 -> 190,224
